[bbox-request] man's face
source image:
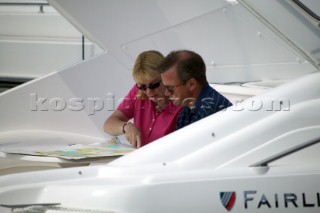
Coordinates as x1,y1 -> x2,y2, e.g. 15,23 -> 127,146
161,66 -> 190,106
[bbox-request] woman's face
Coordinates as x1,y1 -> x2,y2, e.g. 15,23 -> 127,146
136,76 -> 167,103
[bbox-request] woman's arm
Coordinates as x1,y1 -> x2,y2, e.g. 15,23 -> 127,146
103,110 -> 142,148
103,110 -> 128,136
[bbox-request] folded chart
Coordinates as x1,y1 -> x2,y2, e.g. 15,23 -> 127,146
0,136 -> 135,160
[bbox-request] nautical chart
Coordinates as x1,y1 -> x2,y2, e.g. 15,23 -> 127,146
0,136 -> 135,160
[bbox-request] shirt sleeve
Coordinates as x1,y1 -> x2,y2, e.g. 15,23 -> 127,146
117,85 -> 138,119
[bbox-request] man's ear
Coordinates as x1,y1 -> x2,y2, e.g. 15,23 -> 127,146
188,78 -> 197,91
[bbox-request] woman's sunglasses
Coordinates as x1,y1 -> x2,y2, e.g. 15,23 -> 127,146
136,81 -> 161,91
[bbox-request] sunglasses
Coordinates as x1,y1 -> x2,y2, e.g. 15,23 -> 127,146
165,83 -> 183,94
136,81 -> 161,91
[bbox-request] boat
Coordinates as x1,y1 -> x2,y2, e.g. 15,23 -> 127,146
0,0 -> 319,212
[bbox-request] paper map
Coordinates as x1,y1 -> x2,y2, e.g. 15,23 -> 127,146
0,137 -> 135,160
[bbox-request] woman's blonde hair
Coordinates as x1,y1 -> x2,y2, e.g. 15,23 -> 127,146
132,50 -> 164,99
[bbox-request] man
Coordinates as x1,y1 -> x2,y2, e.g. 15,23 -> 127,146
158,50 -> 232,130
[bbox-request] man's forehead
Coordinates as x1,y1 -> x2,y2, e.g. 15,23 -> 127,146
162,66 -> 177,77
161,67 -> 178,84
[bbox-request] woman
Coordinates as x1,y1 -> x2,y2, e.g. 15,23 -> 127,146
103,50 -> 182,148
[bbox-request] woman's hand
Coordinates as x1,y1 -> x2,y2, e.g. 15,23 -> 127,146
124,122 -> 142,148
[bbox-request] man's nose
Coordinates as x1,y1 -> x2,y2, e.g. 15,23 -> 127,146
164,89 -> 171,96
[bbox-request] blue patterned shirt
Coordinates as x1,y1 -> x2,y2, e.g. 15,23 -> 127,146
176,83 -> 232,130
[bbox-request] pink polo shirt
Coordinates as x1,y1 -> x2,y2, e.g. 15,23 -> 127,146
117,85 -> 182,147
